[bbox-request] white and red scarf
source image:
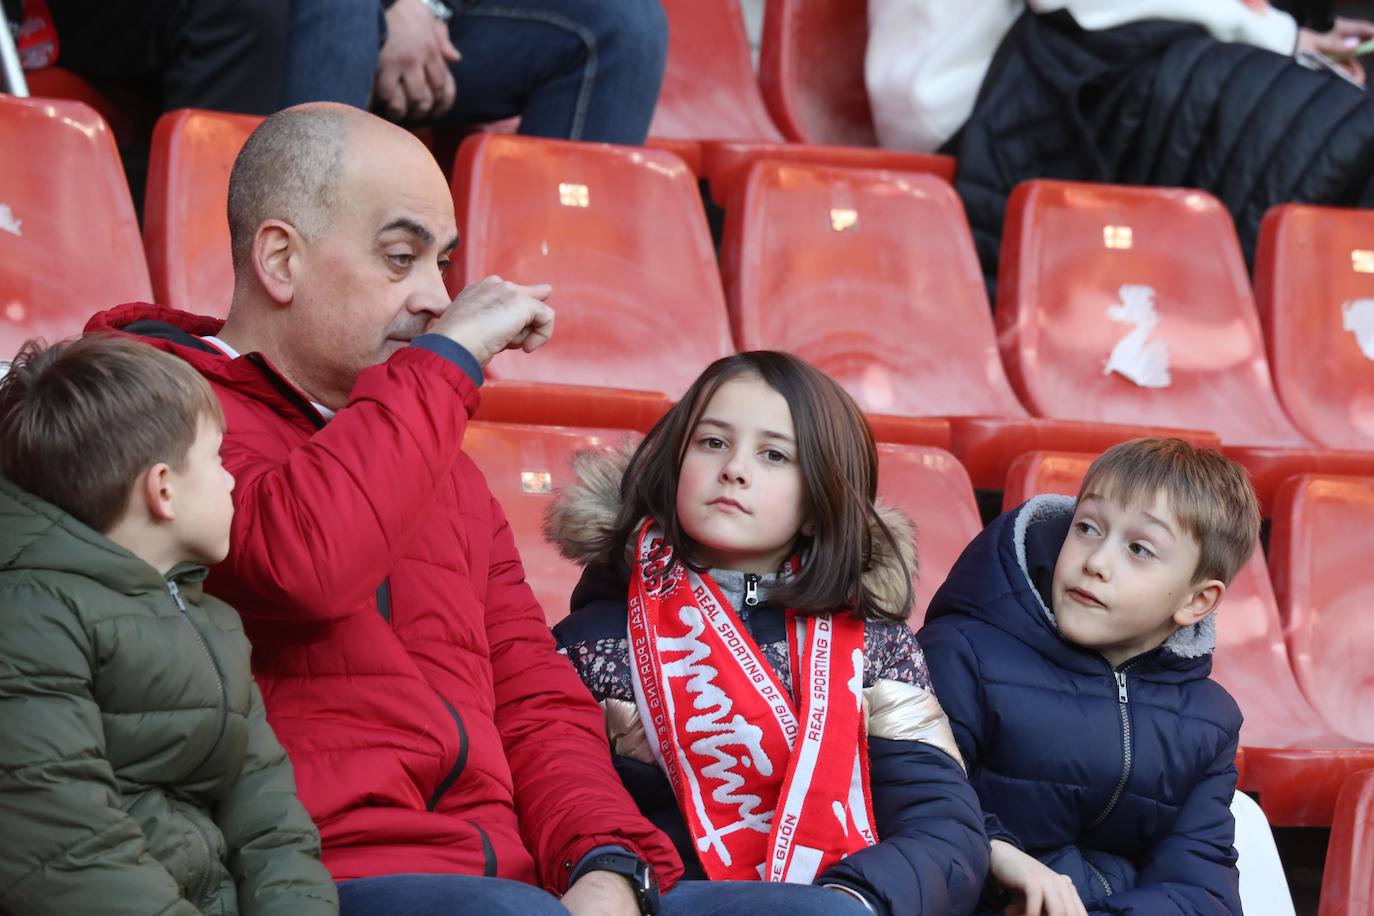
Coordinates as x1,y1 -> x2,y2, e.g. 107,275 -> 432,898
627,521 -> 877,883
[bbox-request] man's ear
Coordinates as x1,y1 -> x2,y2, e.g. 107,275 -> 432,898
252,219 -> 301,306
1174,579 -> 1225,628
139,463 -> 176,523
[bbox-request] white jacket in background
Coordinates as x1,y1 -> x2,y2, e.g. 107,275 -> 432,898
866,0 -> 1300,151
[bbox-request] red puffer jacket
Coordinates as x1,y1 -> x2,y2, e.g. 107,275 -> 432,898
86,304 -> 683,891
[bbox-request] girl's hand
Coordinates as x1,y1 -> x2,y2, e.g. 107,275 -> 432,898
990,839 -> 1089,916
1297,18 -> 1374,84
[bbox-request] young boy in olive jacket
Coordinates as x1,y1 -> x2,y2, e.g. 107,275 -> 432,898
0,335 -> 337,915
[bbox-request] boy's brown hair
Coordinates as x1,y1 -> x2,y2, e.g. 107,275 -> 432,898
0,334 -> 225,533
1080,437 -> 1260,585
590,350 -> 914,622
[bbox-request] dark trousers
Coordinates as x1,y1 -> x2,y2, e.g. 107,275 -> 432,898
285,0 -> 668,145
47,0 -> 288,114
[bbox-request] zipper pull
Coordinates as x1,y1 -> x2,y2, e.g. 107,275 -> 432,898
166,580 -> 187,612
744,574 -> 760,607
1114,670 -> 1129,704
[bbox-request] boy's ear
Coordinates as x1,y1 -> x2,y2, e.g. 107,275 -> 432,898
139,463 -> 177,523
1174,579 -> 1225,628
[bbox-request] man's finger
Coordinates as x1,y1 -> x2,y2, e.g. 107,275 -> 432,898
376,70 -> 409,120
1024,885 -> 1043,916
400,70 -> 433,119
437,22 -> 462,62
506,282 -> 554,300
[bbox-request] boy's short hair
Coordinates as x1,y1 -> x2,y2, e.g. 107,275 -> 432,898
0,334 -> 225,533
1080,437 -> 1260,585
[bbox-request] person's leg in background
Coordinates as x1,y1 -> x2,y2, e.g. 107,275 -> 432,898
158,0 -> 289,114
283,0 -> 384,108
338,873 -> 572,916
441,0 -> 668,143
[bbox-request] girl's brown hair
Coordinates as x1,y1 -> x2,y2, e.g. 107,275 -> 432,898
593,351 -> 913,621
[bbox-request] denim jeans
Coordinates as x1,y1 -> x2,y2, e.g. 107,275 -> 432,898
285,0 -> 667,144
336,874 -> 873,916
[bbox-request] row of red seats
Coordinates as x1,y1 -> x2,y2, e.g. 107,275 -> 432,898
6,98 -> 1374,507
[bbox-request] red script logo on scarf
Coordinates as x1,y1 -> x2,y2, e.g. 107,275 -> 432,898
628,521 -> 877,883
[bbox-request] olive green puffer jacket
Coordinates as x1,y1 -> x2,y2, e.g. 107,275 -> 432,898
0,475 -> 338,915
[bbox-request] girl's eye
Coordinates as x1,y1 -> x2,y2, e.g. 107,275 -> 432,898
387,253 -> 415,269
1129,542 -> 1156,560
700,436 -> 726,450
1074,520 -> 1099,536
762,448 -> 789,464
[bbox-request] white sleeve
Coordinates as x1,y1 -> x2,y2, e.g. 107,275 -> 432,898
1032,0 -> 1299,55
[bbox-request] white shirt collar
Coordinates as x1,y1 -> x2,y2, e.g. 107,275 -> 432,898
201,335 -> 337,422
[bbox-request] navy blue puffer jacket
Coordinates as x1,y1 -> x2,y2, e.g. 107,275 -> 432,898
920,497 -> 1242,915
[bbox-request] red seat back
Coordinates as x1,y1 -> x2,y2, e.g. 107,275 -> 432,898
1270,475 -> 1374,744
454,134 -> 734,400
874,444 -> 982,620
1002,450 -> 1362,749
997,180 -> 1308,448
0,96 -> 151,358
463,422 -> 642,625
1320,769 -> 1374,916
1254,204 -> 1374,451
758,0 -> 877,146
144,109 -> 261,319
651,0 -> 784,141
721,162 -> 1027,419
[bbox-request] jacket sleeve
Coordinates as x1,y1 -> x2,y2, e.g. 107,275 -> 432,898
0,585 -> 200,916
480,489 -> 685,894
214,683 -> 338,915
211,346 -> 477,624
818,736 -> 990,916
916,619 -> 1023,849
1086,736 -> 1242,916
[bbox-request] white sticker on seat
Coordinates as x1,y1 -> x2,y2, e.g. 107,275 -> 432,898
0,204 -> 20,237
1104,284 -> 1171,388
1342,299 -> 1374,361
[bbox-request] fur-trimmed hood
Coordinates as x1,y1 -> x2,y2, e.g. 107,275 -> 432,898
543,444 -> 919,619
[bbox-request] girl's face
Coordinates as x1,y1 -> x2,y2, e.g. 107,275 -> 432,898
675,374 -> 809,575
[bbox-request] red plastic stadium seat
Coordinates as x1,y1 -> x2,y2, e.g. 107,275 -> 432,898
1270,475 -> 1374,743
453,133 -> 734,401
874,444 -> 982,619
998,180 -> 1374,510
720,163 -> 1218,488
1254,204 -> 1374,451
23,67 -> 153,148
758,0 -> 876,146
0,96 -> 151,359
1319,769 -> 1374,916
1003,451 -> 1374,825
474,382 -> 671,432
700,140 -> 955,207
144,109 -> 261,318
651,0 -> 784,142
463,422 -> 642,624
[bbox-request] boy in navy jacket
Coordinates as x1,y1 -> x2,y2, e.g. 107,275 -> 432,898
920,438 -> 1259,916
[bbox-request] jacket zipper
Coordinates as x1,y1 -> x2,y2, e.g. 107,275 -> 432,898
1083,859 -> 1114,897
744,574 -> 760,606
1085,661 -> 1139,831
167,581 -> 229,768
427,696 -> 470,811
184,814 -> 216,904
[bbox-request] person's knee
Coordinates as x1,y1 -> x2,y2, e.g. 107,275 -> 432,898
597,0 -> 668,75
218,0 -> 291,40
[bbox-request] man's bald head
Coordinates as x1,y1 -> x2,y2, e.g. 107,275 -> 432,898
226,104 -> 355,274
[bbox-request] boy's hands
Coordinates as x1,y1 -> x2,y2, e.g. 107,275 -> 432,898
991,840 -> 1089,916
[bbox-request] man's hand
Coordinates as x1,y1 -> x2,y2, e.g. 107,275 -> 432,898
374,0 -> 461,120
990,840 -> 1089,916
561,870 -> 639,916
1298,17 -> 1374,84
428,275 -> 555,365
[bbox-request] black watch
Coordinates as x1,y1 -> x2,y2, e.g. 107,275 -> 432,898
575,852 -> 660,916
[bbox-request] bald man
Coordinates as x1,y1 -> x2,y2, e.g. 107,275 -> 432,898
88,106 -> 879,916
